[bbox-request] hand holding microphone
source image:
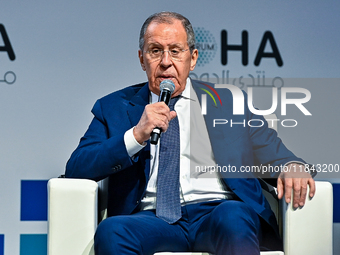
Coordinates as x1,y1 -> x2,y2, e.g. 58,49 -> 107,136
150,80 -> 176,144
133,79 -> 176,145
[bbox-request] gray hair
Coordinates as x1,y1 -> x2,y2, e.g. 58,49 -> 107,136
139,12 -> 196,53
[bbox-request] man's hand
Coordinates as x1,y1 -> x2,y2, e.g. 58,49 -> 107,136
277,163 -> 316,208
133,102 -> 177,144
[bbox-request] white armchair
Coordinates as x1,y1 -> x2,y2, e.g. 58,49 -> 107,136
47,178 -> 333,255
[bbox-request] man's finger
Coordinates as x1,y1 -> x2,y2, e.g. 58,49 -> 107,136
284,178 -> 293,204
169,110 -> 177,120
292,178 -> 301,208
277,177 -> 284,200
298,179 -> 308,207
308,178 -> 316,198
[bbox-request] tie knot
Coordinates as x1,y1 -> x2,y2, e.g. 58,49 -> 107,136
169,96 -> 180,111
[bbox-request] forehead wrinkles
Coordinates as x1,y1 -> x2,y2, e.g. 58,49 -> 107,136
144,21 -> 187,47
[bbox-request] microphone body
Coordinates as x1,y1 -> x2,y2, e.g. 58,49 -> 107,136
150,80 -> 175,145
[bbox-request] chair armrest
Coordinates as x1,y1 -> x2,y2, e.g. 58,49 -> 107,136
47,178 -> 98,255
282,181 -> 333,255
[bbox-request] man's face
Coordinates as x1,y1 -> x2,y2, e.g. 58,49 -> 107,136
138,19 -> 198,97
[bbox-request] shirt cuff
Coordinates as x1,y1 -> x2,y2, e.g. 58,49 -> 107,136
284,161 -> 317,177
284,161 -> 305,166
124,127 -> 146,158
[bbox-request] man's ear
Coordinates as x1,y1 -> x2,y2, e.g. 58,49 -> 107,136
138,50 -> 146,71
190,49 -> 199,71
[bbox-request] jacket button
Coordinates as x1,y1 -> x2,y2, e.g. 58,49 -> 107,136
112,166 -> 120,172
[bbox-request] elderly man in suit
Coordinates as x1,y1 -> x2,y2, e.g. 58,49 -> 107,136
65,11 -> 315,255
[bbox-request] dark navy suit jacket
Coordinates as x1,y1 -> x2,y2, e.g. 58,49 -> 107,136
66,80 -> 305,250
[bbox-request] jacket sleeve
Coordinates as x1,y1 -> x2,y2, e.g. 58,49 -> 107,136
245,93 -> 307,182
65,99 -> 135,181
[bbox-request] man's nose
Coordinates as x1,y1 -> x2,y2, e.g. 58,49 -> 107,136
160,51 -> 172,67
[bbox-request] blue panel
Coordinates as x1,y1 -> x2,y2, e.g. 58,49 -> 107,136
0,235 -> 4,255
333,183 -> 340,223
20,180 -> 48,221
20,234 -> 47,255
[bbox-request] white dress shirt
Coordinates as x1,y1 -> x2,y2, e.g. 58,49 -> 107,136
124,78 -> 234,210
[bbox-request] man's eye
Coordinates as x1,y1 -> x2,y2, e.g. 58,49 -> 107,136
171,49 -> 180,55
151,49 -> 161,54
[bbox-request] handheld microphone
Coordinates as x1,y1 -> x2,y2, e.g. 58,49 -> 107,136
150,79 -> 175,145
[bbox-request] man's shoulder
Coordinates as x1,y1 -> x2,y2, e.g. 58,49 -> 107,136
98,82 -> 147,103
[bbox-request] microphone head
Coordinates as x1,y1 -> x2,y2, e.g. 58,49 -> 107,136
159,79 -> 175,94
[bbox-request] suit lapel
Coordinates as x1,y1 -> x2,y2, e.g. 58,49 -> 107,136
126,83 -> 151,181
127,83 -> 149,126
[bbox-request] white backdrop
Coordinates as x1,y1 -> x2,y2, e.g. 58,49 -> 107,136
1,1 -> 339,254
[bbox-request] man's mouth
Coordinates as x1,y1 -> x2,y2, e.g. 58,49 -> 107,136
158,76 -> 175,82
